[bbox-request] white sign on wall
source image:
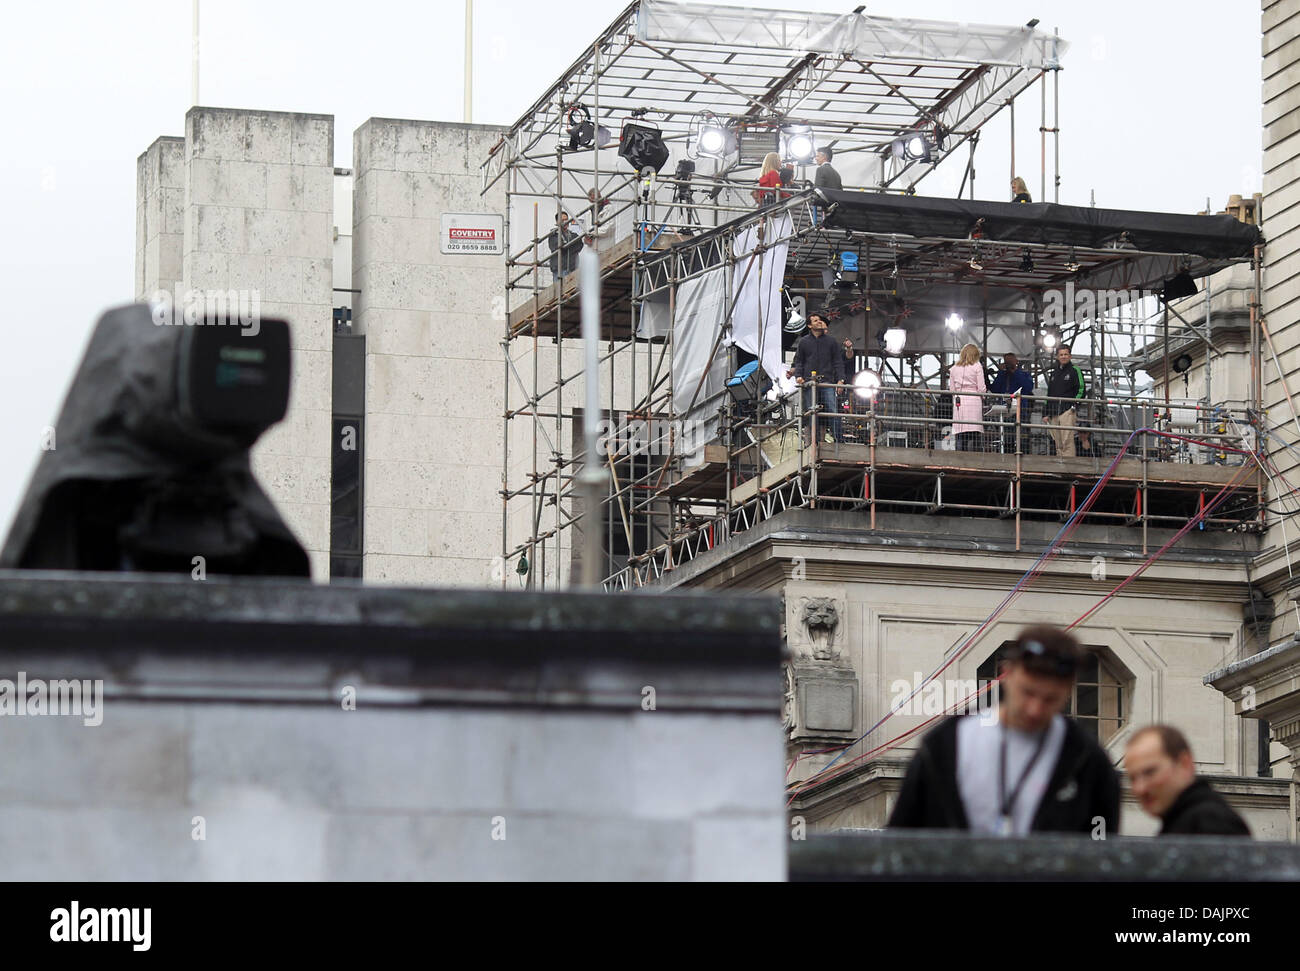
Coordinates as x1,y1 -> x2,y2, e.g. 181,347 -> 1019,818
440,213 -> 505,255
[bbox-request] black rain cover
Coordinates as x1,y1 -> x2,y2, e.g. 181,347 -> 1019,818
1,303 -> 310,577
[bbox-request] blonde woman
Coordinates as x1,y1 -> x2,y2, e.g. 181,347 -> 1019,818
950,343 -> 987,452
1011,176 -> 1032,203
753,152 -> 783,205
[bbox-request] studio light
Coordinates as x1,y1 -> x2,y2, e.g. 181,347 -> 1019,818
1041,330 -> 1060,350
836,251 -> 860,289
726,360 -> 763,405
567,105 -> 595,151
883,327 -> 907,355
697,120 -> 736,160
891,133 -> 932,163
1172,353 -> 1194,374
945,313 -> 963,332
782,290 -> 806,332
738,126 -> 781,166
619,122 -> 670,174
1161,271 -> 1200,302
854,369 -> 883,400
783,125 -> 816,164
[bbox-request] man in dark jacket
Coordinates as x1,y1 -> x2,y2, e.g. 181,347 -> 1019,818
546,211 -> 582,280
1123,725 -> 1250,836
1043,345 -> 1086,457
889,624 -> 1121,837
990,353 -> 1034,453
789,313 -> 853,443
814,147 -> 842,191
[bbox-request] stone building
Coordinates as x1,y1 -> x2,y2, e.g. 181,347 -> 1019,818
135,109 -> 507,586
126,1 -> 1300,843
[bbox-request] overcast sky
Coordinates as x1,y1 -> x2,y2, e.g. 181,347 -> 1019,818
0,0 -> 1262,533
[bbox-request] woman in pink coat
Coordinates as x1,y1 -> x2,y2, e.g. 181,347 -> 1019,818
949,343 -> 987,452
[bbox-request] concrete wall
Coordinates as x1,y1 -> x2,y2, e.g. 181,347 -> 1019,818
134,136 -> 184,301
352,118 -> 506,586
182,107 -> 335,580
0,573 -> 784,881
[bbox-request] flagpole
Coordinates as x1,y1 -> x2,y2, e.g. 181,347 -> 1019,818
463,0 -> 472,122
191,0 -> 200,105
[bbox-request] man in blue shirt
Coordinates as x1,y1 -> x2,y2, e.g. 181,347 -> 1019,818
989,353 -> 1033,454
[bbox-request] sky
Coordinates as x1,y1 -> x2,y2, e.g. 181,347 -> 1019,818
0,0 -> 1263,533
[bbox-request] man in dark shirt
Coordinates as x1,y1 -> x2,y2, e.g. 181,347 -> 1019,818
990,353 -> 1034,454
789,314 -> 853,443
814,147 -> 842,191
1124,725 -> 1251,836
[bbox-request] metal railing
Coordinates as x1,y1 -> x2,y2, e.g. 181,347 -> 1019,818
602,383 -> 1262,589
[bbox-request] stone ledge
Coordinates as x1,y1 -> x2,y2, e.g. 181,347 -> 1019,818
790,830 -> 1300,881
0,572 -> 780,714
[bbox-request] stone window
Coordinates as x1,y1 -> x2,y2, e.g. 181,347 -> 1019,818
977,643 -> 1129,743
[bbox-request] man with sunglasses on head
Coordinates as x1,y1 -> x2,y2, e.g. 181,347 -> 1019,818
889,624 -> 1121,836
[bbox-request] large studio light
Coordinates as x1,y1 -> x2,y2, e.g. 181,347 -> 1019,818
697,120 -> 736,160
618,122 -> 670,174
738,126 -> 781,166
891,133 -> 932,163
883,327 -> 907,355
945,313 -> 963,332
1041,329 -> 1060,350
1161,271 -> 1200,302
783,125 -> 816,164
567,105 -> 595,151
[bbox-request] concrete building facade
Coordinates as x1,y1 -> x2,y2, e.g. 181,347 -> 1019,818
134,110 -> 509,585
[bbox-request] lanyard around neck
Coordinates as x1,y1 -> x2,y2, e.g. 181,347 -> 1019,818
998,722 -> 1050,825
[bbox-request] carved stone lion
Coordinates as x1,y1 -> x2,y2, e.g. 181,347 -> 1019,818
800,597 -> 840,661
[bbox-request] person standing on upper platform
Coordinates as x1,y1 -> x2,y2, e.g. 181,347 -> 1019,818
753,152 -> 784,206
1044,345 -> 1086,458
815,147 -> 842,191
949,343 -> 988,452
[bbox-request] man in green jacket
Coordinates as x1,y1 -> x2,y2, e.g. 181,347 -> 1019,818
1044,346 -> 1086,458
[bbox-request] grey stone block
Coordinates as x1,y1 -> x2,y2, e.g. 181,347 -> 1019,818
691,815 -> 786,881
0,704 -> 188,809
0,807 -> 200,881
629,713 -> 784,820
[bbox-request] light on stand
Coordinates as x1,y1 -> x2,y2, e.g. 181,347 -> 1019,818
945,313 -> 963,332
853,369 -> 883,400
883,327 -> 907,355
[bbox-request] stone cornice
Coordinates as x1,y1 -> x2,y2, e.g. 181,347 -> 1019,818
0,572 -> 781,715
662,509 -> 1255,597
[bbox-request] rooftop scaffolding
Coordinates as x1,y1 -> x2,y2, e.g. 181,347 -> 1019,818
487,1 -> 1265,592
